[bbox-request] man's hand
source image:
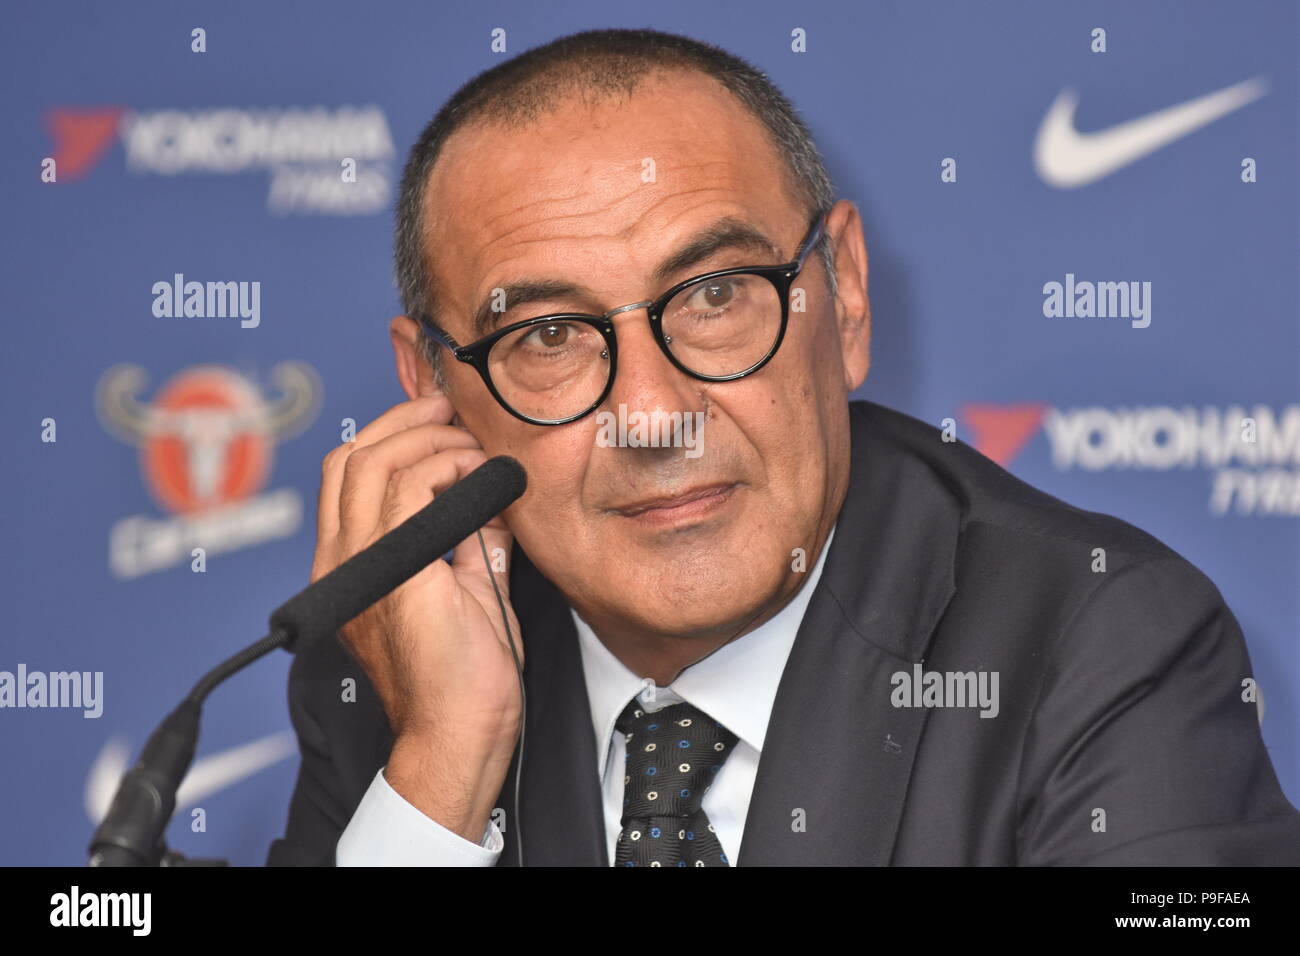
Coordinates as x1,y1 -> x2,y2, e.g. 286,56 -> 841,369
314,394 -> 522,843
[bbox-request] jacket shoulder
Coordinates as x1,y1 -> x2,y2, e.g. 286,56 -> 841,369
850,399 -> 1181,564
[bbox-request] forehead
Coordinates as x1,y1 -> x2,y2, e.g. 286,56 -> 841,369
420,69 -> 804,334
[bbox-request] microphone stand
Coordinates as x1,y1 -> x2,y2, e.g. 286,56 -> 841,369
87,629 -> 291,867
86,454 -> 527,867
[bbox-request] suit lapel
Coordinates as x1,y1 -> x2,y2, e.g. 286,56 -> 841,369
737,402 -> 963,865
493,401 -> 963,866
496,547 -> 607,866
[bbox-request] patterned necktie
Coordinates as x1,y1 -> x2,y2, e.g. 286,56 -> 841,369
614,698 -> 739,867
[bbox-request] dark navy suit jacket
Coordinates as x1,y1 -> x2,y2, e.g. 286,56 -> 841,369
267,400 -> 1300,865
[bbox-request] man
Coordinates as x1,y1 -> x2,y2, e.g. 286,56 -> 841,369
267,28 -> 1300,866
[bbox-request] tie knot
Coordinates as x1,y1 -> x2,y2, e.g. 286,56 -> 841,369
616,698 -> 729,740
616,699 -> 739,821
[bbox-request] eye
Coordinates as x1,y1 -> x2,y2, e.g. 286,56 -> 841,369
522,323 -> 575,349
685,279 -> 737,311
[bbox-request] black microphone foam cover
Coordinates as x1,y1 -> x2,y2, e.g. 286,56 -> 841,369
269,455 -> 526,652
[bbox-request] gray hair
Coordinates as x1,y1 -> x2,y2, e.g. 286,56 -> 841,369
393,28 -> 838,387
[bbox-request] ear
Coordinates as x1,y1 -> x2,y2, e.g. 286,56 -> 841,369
824,199 -> 872,391
389,315 -> 443,401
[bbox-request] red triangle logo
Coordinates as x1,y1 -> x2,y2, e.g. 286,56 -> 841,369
45,107 -> 124,179
961,403 -> 1047,468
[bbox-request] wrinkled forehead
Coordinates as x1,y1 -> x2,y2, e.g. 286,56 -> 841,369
418,70 -> 806,337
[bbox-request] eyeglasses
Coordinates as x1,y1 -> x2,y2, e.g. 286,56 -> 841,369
416,213 -> 828,426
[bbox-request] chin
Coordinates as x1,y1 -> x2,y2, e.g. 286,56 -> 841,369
628,544 -> 787,635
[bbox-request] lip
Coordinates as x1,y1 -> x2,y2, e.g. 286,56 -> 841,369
613,482 -> 739,523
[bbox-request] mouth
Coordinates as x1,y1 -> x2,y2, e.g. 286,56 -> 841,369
612,482 -> 740,525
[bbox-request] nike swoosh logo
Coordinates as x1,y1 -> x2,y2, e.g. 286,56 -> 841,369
1033,77 -> 1268,188
85,731 -> 296,823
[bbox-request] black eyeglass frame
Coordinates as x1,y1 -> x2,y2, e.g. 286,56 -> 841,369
416,212 -> 829,426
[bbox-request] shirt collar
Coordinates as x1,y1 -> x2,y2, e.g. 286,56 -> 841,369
573,523 -> 836,778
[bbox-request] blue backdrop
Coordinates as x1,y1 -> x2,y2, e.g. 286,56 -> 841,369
1,0 -> 1295,865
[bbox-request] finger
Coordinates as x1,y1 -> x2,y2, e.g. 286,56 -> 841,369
450,510 -> 515,606
353,393 -> 455,447
317,395 -> 462,543
379,449 -> 516,589
337,424 -> 484,552
375,446 -> 491,535
447,469 -> 517,593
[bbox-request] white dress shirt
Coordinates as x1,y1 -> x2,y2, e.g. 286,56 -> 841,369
336,525 -> 834,866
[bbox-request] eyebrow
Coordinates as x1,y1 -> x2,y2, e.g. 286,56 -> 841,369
468,217 -> 784,339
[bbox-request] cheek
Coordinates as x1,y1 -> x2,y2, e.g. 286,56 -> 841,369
807,306 -> 843,364
737,330 -> 840,499
800,311 -> 850,415
505,428 -> 595,526
449,399 -> 593,514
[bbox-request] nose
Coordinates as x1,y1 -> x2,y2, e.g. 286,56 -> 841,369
600,306 -> 709,446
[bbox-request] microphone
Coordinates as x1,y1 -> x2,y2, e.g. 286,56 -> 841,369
88,455 -> 527,866
271,454 -> 527,653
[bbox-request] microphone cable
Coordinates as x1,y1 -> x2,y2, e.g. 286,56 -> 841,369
476,527 -> 525,868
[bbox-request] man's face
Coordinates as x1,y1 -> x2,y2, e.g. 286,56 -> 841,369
403,70 -> 870,643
